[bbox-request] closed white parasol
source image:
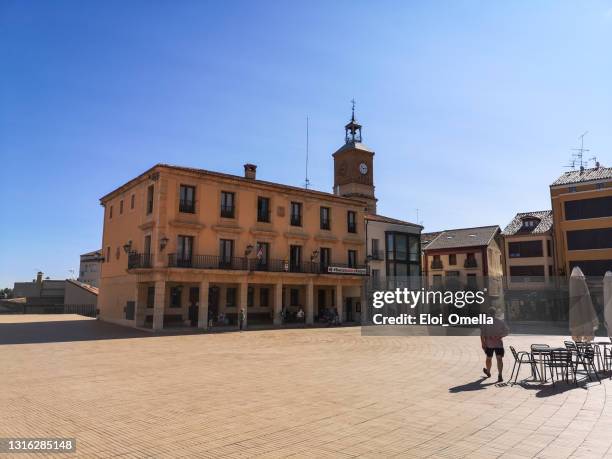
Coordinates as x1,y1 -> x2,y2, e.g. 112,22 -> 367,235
569,266 -> 599,342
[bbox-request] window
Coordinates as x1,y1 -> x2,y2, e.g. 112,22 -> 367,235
386,232 -> 421,276
146,185 -> 154,215
290,245 -> 302,271
510,265 -> 545,281
177,235 -> 194,264
567,228 -> 612,250
226,287 -> 237,307
569,260 -> 612,277
596,183 -> 605,190
290,288 -> 299,306
290,202 -> 302,226
219,239 -> 234,266
432,275 -> 443,288
320,247 -> 331,272
508,240 -> 543,258
565,196 -> 612,220
449,254 -> 457,265
465,252 -> 477,268
130,194 -> 135,209
371,238 -> 381,260
170,286 -> 182,308
119,200 -> 124,215
320,207 -> 331,230
179,185 -> 196,213
143,234 -> 151,255
521,218 -> 539,230
348,250 -> 357,268
548,265 -> 553,276
146,286 -> 155,308
260,288 -> 270,307
220,191 -> 235,218
546,240 -> 552,257
109,205 -> 113,219
247,287 -> 254,307
347,211 -> 357,233
466,274 -> 478,289
257,197 -> 270,222
106,247 -> 110,263
568,186 -> 577,193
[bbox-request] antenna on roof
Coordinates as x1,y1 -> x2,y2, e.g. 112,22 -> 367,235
568,131 -> 590,170
304,116 -> 310,189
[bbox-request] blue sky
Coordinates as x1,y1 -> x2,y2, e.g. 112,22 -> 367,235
1,1 -> 612,287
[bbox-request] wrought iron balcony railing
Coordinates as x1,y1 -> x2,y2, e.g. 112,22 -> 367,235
128,253 -> 153,269
430,259 -> 443,270
164,254 -> 368,275
464,258 -> 478,268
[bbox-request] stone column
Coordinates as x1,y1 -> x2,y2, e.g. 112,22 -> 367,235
360,283 -> 368,325
305,281 -> 314,325
239,280 -> 248,329
134,283 -> 144,327
152,280 -> 166,331
336,285 -> 343,324
274,282 -> 283,325
198,279 -> 209,330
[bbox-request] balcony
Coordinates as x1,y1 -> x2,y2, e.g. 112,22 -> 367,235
320,219 -> 331,230
347,222 -> 357,233
290,215 -> 302,226
370,250 -> 384,261
257,210 -> 271,223
168,254 -> 247,270
128,253 -> 153,269
430,259 -> 443,270
220,205 -> 235,218
464,258 -> 478,268
166,254 -> 368,275
179,199 -> 195,213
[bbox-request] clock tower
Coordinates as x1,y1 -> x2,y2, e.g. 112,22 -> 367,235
333,103 -> 377,212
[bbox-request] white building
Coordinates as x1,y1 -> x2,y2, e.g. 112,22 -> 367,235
365,214 -> 423,285
78,250 -> 104,288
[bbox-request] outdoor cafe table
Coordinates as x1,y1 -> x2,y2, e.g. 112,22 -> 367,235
530,346 -> 565,383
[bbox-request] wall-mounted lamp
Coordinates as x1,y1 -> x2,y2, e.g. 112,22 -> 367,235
310,250 -> 320,262
122,240 -> 133,254
159,236 -> 169,251
244,244 -> 254,257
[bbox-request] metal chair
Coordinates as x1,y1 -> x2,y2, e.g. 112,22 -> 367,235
547,349 -> 576,386
508,346 -> 539,385
575,345 -> 601,383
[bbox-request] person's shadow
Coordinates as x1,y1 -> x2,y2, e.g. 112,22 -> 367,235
449,376 -> 497,393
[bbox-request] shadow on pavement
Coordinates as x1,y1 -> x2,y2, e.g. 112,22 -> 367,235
448,377 -> 497,393
0,319 -> 206,345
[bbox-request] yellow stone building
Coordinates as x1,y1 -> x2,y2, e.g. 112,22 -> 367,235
550,165 -> 612,277
98,114 -> 375,330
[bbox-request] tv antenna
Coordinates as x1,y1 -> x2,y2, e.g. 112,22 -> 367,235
304,116 -> 311,189
568,131 -> 590,170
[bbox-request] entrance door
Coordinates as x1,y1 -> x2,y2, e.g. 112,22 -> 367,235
188,287 -> 199,326
317,289 -> 326,321
209,286 -> 220,323
345,298 -> 353,322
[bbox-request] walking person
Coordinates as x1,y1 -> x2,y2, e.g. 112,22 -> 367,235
239,308 -> 246,331
480,307 -> 509,383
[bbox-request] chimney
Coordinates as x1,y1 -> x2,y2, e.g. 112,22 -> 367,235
36,271 -> 43,285
244,164 -> 257,179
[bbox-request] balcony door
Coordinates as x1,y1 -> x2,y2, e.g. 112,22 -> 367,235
177,235 -> 193,266
220,239 -> 234,268
290,245 -> 302,272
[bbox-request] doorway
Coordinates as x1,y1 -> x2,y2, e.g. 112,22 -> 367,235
209,286 -> 220,323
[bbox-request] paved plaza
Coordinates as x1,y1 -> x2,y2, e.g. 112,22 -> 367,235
1,315 -> 612,458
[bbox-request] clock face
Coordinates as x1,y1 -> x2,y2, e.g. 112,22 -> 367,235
359,162 -> 368,175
